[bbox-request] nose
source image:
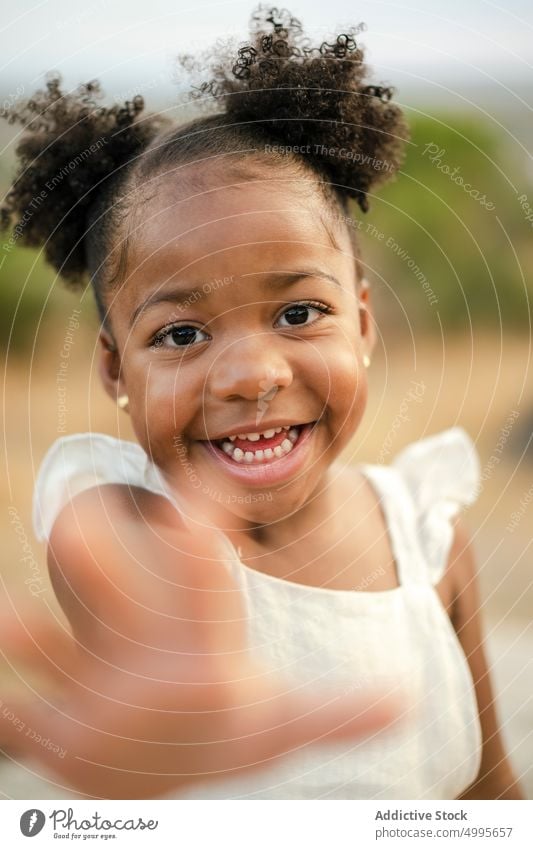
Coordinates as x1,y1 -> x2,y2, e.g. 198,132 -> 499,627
209,336 -> 293,402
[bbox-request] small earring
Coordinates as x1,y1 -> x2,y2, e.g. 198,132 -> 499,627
363,354 -> 371,368
117,394 -> 129,411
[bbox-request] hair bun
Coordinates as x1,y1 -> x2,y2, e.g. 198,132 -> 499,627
186,6 -> 409,212
1,74 -> 167,283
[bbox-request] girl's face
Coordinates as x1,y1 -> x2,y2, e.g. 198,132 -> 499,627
99,168 -> 375,526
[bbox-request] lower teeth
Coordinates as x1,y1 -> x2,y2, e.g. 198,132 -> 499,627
218,425 -> 302,464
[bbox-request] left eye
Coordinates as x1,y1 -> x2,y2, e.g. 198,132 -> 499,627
276,301 -> 331,327
151,325 -> 210,349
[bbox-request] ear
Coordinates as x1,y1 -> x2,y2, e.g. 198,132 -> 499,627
358,278 -> 376,358
98,328 -> 127,403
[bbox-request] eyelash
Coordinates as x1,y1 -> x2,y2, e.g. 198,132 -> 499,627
150,300 -> 334,350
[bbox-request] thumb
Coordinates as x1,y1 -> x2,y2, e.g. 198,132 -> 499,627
260,685 -> 412,765
286,688 -> 409,743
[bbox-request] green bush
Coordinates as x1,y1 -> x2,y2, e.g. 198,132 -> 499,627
0,241 -> 93,354
360,112 -> 532,329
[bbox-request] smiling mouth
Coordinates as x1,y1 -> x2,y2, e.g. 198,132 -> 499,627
204,422 -> 315,465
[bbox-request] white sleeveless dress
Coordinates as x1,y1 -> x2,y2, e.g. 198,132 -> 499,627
32,426 -> 483,800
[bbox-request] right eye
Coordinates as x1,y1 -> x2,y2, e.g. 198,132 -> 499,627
151,324 -> 210,349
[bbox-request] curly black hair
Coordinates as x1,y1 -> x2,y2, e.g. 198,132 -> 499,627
1,6 -> 408,325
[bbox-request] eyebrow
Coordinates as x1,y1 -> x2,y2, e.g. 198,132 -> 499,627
130,267 -> 342,327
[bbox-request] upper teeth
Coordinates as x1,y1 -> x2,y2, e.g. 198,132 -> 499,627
227,426 -> 290,442
220,426 -> 301,463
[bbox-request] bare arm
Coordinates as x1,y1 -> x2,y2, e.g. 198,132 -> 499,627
448,519 -> 525,800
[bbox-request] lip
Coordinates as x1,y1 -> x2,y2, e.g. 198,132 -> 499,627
198,421 -> 317,487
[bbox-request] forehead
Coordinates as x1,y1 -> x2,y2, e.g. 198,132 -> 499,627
135,168 -> 348,253
118,168 -> 354,311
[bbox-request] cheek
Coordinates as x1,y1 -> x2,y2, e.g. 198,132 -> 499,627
330,347 -> 367,425
312,343 -> 368,448
304,339 -> 365,409
126,362 -> 199,456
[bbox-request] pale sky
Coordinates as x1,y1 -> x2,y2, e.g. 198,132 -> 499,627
1,0 -> 532,105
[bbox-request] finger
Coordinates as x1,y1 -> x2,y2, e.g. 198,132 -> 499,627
273,687 -> 411,752
0,606 -> 77,685
153,530 -> 248,655
232,682 -> 413,774
0,697 -> 77,794
0,697 -> 41,754
102,527 -> 249,656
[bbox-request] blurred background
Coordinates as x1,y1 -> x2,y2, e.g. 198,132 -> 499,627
0,0 -> 531,799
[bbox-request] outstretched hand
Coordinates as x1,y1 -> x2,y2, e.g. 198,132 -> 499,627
0,489 -> 408,799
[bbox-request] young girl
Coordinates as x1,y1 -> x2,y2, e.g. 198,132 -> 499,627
0,7 -> 523,800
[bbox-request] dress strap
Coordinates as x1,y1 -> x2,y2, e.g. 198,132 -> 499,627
359,462 -> 429,587
360,427 -> 481,588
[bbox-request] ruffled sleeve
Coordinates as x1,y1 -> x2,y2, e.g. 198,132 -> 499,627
391,427 -> 481,585
32,433 -> 165,543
